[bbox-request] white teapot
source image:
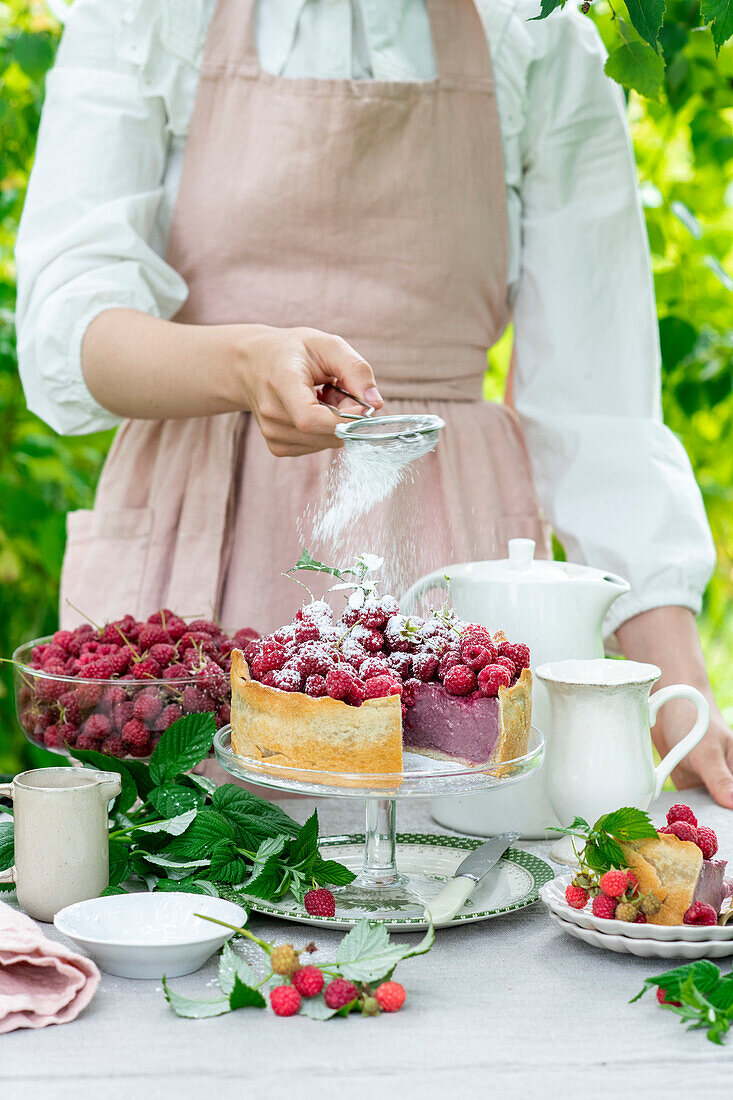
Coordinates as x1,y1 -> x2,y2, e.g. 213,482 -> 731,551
400,539 -> 630,838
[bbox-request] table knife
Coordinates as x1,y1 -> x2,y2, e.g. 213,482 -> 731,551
426,832 -> 520,925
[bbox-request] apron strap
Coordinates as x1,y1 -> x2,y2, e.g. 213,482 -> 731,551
203,0 -> 493,84
426,0 -> 495,85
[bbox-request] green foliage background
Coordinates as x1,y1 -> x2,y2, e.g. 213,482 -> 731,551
1,0 -> 732,773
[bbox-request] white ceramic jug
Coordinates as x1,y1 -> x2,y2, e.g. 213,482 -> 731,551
536,659 -> 710,828
0,767 -> 121,922
400,539 -> 630,838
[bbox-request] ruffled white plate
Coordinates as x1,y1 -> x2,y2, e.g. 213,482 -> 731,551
541,874 -> 733,942
548,911 -> 733,960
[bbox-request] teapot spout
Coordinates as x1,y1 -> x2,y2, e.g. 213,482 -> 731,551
593,571 -> 631,618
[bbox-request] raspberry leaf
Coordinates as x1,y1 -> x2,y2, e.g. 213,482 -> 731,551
211,785 -> 300,841
300,998 -> 339,1021
334,919 -> 434,984
286,810 -> 320,867
143,853 -> 211,877
148,712 -> 216,786
594,807 -> 657,841
312,857 -> 357,887
154,877 -> 220,896
228,975 -> 266,1010
218,943 -> 260,995
161,809 -> 235,860
134,807 -> 198,837
207,840 -> 249,884
245,854 -> 290,901
148,784 -> 202,817
162,978 -> 232,1019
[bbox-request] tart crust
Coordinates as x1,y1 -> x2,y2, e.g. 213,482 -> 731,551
230,651 -> 532,784
620,833 -> 704,925
230,649 -> 403,786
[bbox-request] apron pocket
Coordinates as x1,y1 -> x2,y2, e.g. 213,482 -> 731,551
60,508 -> 154,629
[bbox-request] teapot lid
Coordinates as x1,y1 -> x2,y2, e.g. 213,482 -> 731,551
466,539 -> 629,590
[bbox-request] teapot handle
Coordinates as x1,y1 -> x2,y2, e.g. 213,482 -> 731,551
650,685 -> 710,800
400,570 -> 451,616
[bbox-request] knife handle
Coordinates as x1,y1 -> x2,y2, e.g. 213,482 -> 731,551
426,876 -> 474,926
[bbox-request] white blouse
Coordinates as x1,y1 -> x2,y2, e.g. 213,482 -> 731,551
15,0 -> 715,635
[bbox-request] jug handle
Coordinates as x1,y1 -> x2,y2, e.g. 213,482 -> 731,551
400,570 -> 450,616
650,685 -> 710,800
0,783 -> 16,885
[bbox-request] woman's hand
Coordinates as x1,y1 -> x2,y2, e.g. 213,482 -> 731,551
616,605 -> 733,809
235,325 -> 382,456
82,311 -> 382,454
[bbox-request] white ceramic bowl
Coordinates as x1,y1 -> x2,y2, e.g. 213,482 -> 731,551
541,875 -> 733,941
548,911 -> 733,959
54,892 -> 247,979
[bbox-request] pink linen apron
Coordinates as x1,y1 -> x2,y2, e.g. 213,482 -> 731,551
60,0 -> 550,634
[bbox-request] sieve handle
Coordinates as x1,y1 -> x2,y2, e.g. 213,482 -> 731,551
318,386 -> 376,421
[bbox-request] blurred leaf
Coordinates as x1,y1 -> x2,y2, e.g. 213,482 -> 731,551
624,0 -> 665,50
604,21 -> 666,99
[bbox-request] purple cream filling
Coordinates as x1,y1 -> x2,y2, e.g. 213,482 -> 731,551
693,859 -> 728,913
403,682 -> 500,764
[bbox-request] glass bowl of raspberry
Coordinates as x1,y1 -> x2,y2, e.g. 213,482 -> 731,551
12,611 -> 259,761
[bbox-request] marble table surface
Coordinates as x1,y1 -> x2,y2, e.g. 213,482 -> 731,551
3,788 -> 733,1100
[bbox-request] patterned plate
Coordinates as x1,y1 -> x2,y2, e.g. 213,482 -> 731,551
241,833 -> 554,931
548,911 -> 733,960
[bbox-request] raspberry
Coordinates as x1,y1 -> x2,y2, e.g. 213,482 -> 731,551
615,901 -> 638,922
258,640 -> 288,673
44,725 -> 64,750
182,685 -> 216,713
359,601 -> 389,629
292,966 -> 324,998
387,652 -> 412,679
109,647 -> 134,675
75,733 -> 99,751
461,643 -> 493,672
100,737 -> 126,757
133,657 -> 162,680
164,617 -> 187,642
640,892 -> 662,916
657,987 -> 682,1007
411,652 -> 439,682
384,616 -> 414,653
270,668 -> 303,693
326,667 -> 359,702
565,884 -> 588,909
187,619 -> 221,638
291,642 -> 334,678
341,640 -> 368,670
146,608 -> 177,627
375,981 -> 406,1013
363,675 -> 402,700
270,944 -> 300,977
269,985 -> 301,1017
591,894 -> 617,919
148,643 -> 176,667
133,690 -> 163,723
634,911 -> 648,924
304,888 -> 336,916
500,642 -> 530,672
293,620 -> 321,644
304,674 -> 328,698
52,630 -> 79,655
461,625 -> 493,650
477,664 -> 512,697
361,996 -> 380,1016
360,656 -> 391,680
495,656 -> 516,677
664,820 -> 699,844
324,978 -> 358,1010
599,869 -> 630,898
73,681 -> 103,709
122,719 -> 152,756
346,678 -> 366,706
195,661 -> 228,699
233,627 -> 260,649
163,663 -> 190,681
112,701 -> 135,730
443,664 -> 477,696
82,713 -> 111,744
352,626 -> 384,653
339,607 -> 360,628
667,804 -> 698,828
138,624 -> 170,650
300,600 -> 334,624
59,692 -> 82,726
215,703 -> 231,727
696,825 -> 719,860
80,657 -> 115,680
683,902 -> 718,926
626,871 -> 639,894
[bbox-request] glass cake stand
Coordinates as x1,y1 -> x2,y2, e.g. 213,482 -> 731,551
214,725 -> 544,922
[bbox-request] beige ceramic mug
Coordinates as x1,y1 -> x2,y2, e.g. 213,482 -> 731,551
0,767 -> 121,922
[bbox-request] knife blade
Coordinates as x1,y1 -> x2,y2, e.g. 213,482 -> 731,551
426,832 -> 520,925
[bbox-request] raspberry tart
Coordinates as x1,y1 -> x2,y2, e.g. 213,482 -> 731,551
229,596 -> 532,778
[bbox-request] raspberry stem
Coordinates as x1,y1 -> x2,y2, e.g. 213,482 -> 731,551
195,913 -> 273,954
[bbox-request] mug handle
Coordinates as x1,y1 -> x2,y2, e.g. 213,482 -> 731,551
0,783 -> 15,886
650,685 -> 710,800
400,570 -> 450,615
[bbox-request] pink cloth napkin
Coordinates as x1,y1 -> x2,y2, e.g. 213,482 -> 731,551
0,901 -> 100,1033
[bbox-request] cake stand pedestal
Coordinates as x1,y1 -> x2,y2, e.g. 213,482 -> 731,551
214,726 -> 544,923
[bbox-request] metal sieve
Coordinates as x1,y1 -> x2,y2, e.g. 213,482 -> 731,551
334,413 -> 445,447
